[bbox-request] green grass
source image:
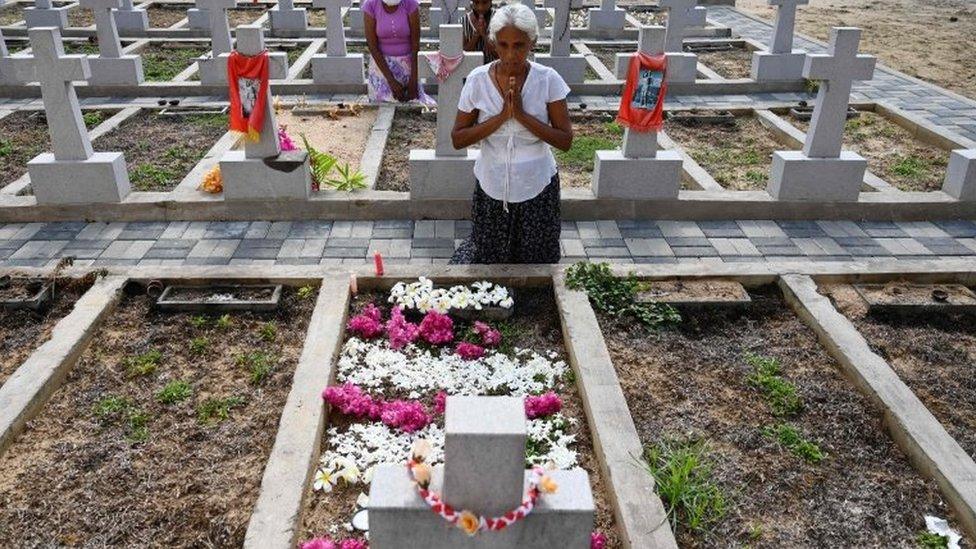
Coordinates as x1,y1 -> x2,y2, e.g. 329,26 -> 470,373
604,121 -> 624,136
189,336 -> 209,355
259,322 -> 278,343
297,285 -> 316,300
892,155 -> 929,178
197,396 -> 245,424
190,315 -> 209,328
123,349 -> 163,377
763,423 -> 825,464
917,531 -> 950,549
156,380 -> 193,405
130,163 -> 177,191
164,144 -> 194,161
93,395 -> 131,418
236,351 -> 276,385
0,138 -> 12,158
143,47 -> 206,81
745,353 -> 802,417
566,261 -> 681,329
556,135 -> 618,171
215,314 -> 233,330
744,170 -> 767,185
93,395 -> 151,442
643,438 -> 726,537
82,111 -> 104,128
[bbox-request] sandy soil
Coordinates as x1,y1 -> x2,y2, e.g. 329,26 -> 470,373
146,6 -> 190,28
278,107 -> 378,173
599,285 -> 958,547
0,4 -> 24,26
67,6 -> 93,27
376,109 -> 436,192
737,0 -> 976,100
0,288 -> 315,547
227,7 -> 267,27
696,46 -> 752,80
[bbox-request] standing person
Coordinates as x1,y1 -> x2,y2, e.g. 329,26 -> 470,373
363,0 -> 434,104
462,0 -> 497,63
450,1 -> 573,264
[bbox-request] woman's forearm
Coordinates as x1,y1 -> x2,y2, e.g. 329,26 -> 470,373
515,112 -> 573,151
452,113 -> 507,149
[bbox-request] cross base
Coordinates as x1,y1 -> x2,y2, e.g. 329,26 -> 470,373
534,54 -> 587,84
24,6 -> 69,29
270,6 -> 308,33
592,149 -> 682,199
545,0 -> 582,9
409,149 -> 478,200
311,54 -> 364,85
369,465 -> 594,549
187,8 -> 209,30
665,52 -> 698,84
197,54 -> 229,86
429,7 -> 465,31
347,8 -> 364,33
587,7 -> 625,33
943,149 -> 976,201
113,8 -> 149,32
88,55 -> 144,86
28,151 -> 131,204
220,150 -> 312,200
751,50 -> 805,81
767,150 -> 866,202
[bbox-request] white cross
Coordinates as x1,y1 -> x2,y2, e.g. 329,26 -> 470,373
768,0 -> 807,54
435,0 -> 462,25
79,0 -> 124,58
0,27 -> 93,162
0,28 -> 8,58
660,0 -> 706,53
312,0 -> 350,56
549,0 -> 573,57
622,25 -> 665,159
235,25 -> 281,160
420,24 -> 481,157
198,0 -> 236,55
802,27 -> 875,158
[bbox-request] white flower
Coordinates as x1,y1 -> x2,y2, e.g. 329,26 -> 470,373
314,468 -> 338,493
499,296 -> 514,309
416,296 -> 432,314
433,297 -> 451,315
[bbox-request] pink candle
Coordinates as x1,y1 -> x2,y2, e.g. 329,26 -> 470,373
349,273 -> 358,295
374,251 -> 385,276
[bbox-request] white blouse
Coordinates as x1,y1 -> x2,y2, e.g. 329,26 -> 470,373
457,62 -> 571,207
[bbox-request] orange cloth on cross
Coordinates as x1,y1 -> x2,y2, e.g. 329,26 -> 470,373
617,52 -> 667,133
227,50 -> 270,142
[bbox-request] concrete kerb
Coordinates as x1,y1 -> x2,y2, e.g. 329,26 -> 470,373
553,275 -> 679,549
0,274 -> 127,456
172,127 -> 242,195
359,104 -> 395,189
286,37 -> 323,80
656,130 -> 723,191
243,276 -> 351,549
778,274 -> 976,539
574,41 -> 615,82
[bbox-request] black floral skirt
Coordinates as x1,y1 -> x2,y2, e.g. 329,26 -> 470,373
450,174 -> 561,265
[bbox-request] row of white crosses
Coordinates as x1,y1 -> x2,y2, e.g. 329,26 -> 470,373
311,0 -> 364,85
610,0 -> 703,85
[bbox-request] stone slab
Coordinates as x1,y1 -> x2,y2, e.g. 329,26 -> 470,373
943,149 -> 976,201
534,54 -> 588,84
750,50 -> 805,82
587,7 -> 625,31
28,151 -> 131,205
197,54 -> 229,86
311,53 -> 365,85
113,8 -> 149,32
665,52 -> 698,84
220,150 -> 312,201
593,149 -> 682,199
409,149 -> 478,200
88,54 -> 144,85
24,7 -> 69,28
187,7 -> 209,30
270,6 -> 308,32
767,150 -> 866,202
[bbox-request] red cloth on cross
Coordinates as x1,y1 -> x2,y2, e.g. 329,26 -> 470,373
617,52 -> 667,133
227,50 -> 270,141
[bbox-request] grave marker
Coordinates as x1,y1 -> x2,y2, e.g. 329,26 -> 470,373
768,27 -> 875,201
270,0 -> 308,34
944,150 -> 976,201
535,0 -> 586,83
593,25 -> 682,199
0,27 -> 130,203
196,0 -> 237,86
520,0 -> 547,32
220,25 -> 311,200
0,28 -> 13,86
429,0 -> 462,32
587,0 -> 625,34
310,0 -> 364,85
113,0 -> 150,33
370,396 -> 595,548
81,0 -> 144,85
660,0 -> 705,83
408,24 -> 481,199
24,0 -> 70,29
751,0 -> 808,81
188,0 -> 212,30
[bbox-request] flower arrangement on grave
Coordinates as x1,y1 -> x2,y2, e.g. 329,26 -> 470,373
388,277 -> 514,315
278,125 -> 298,152
198,165 -> 223,194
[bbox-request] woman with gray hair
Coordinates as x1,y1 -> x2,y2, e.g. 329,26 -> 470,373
449,1 -> 573,265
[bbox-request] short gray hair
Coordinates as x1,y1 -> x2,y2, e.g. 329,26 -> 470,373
488,2 -> 539,44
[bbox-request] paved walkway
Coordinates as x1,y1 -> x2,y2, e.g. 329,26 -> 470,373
3,219 -> 976,267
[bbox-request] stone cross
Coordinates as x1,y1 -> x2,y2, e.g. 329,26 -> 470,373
1,27 -> 93,161
768,0 -> 807,54
622,25 -> 665,159
313,0 -> 350,56
236,26 -> 281,159
80,0 -> 124,58
549,0 -> 572,57
0,28 -> 7,58
802,27 -> 875,158
201,0 -> 237,55
660,0 -> 706,53
431,0 -> 462,26
420,24 -> 481,157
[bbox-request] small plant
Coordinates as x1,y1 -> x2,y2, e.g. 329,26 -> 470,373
326,161 -> 368,191
127,409 -> 151,442
93,395 -> 151,442
566,261 -> 681,329
197,396 -> 245,424
643,437 -> 726,536
763,423 -> 825,464
297,285 -> 316,300
156,380 -> 193,405
555,135 -> 618,171
93,395 -> 131,418
892,155 -> 929,178
237,351 -> 276,384
745,170 -> 767,185
804,79 -> 820,94
604,120 -> 624,136
82,111 -> 104,127
124,349 -> 163,377
130,163 -> 177,190
745,353 -> 802,417
189,315 -> 209,328
189,336 -> 210,355
0,139 -> 12,157
917,531 -> 950,549
164,145 -> 193,161
259,322 -> 278,343
215,314 -> 233,330
301,133 -> 337,188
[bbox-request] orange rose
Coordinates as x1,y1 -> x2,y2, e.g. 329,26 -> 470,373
457,511 -> 480,536
411,462 -> 432,489
539,475 -> 558,494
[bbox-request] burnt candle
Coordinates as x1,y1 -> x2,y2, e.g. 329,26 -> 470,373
374,251 -> 385,276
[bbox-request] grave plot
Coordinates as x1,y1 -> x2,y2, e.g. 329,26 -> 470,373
691,42 -> 752,80
0,283 -> 316,546
0,109 -> 114,190
146,4 -> 191,28
571,266 -> 960,546
589,43 -> 630,75
306,8 -> 350,27
556,112 -> 624,188
91,109 -> 227,192
375,108 -> 436,192
268,40 -> 306,67
299,280 -> 620,547
227,5 -> 268,26
820,282 -> 976,460
0,3 -> 24,26
0,275 -> 93,389
63,38 -> 137,55
664,110 -> 783,190
278,105 -> 376,191
67,5 -> 94,27
140,42 -> 209,81
790,111 -> 950,192
625,6 -> 665,26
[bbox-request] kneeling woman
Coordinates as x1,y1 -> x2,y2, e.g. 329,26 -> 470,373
449,1 -> 573,264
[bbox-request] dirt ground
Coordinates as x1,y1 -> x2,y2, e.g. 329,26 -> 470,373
278,106 -> 378,173
665,112 -> 781,190
67,6 -> 93,27
821,283 -> 976,461
0,4 -> 24,25
375,108 -> 436,192
737,0 -> 976,100
141,44 -> 208,81
227,7 -> 267,27
0,277 -> 92,389
0,287 -> 315,547
599,285 -> 957,547
591,45 -> 631,75
147,6 -> 190,28
93,110 -> 227,192
300,288 -> 621,547
792,111 -> 950,192
696,45 -> 752,80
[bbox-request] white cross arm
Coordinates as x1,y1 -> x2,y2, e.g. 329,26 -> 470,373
199,0 -> 237,10
79,0 -> 123,9
769,0 -> 808,7
60,54 -> 92,81
311,0 -> 350,10
802,52 -> 876,82
0,56 -> 36,83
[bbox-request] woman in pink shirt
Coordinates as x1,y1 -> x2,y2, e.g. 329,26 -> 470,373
363,0 -> 433,104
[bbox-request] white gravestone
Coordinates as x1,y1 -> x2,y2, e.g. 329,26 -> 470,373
113,0 -> 149,33
535,0 -> 586,83
429,0 -> 463,32
944,149 -> 976,201
270,0 -> 308,34
81,0 -> 144,85
188,0 -> 212,30
196,0 -> 236,86
370,396 -> 595,548
408,24 -> 481,199
311,0 -> 364,86
751,0 -> 808,81
660,0 -> 705,84
220,26 -> 311,200
768,27 -> 875,201
0,27 -> 130,204
0,28 -> 15,86
24,0 -> 70,29
348,0 -> 364,34
520,0 -> 547,32
587,0 -> 625,34
594,26 -> 681,199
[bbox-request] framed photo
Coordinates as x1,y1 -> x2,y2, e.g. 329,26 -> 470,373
631,68 -> 664,111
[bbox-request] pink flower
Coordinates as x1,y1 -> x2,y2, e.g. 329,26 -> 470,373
590,531 -> 607,549
433,391 -> 447,415
278,127 -> 298,152
473,321 -> 502,347
386,306 -> 419,350
418,311 -> 454,345
347,304 -> 384,339
323,384 -> 381,420
525,392 -> 562,419
340,540 -> 368,549
455,341 -> 485,360
380,400 -> 431,433
300,539 -> 337,549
